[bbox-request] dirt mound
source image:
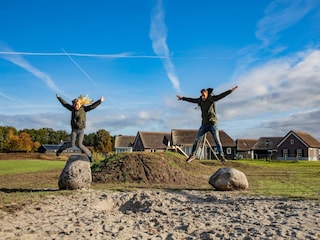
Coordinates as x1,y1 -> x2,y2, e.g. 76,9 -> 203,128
92,152 -> 215,186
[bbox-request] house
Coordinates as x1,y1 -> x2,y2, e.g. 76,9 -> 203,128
114,135 -> 135,154
170,129 -> 236,160
38,144 -> 61,154
277,130 -> 320,161
236,139 -> 258,159
38,143 -> 81,155
252,137 -> 282,160
132,131 -> 171,152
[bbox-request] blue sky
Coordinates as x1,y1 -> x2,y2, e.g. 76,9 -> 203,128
1,0 -> 320,140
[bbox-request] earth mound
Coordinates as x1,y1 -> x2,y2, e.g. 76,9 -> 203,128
92,152 -> 216,186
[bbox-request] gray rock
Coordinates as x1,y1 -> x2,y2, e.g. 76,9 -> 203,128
209,167 -> 249,191
58,155 -> 92,190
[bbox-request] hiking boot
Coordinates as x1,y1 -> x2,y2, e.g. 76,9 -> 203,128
219,155 -> 227,163
56,149 -> 62,156
186,154 -> 196,163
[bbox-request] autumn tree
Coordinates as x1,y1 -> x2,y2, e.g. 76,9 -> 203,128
0,125 -> 114,153
19,132 -> 34,152
94,129 -> 113,153
22,128 -> 69,144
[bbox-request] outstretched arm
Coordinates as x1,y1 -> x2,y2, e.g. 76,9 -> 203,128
176,95 -> 199,104
56,94 -> 73,111
84,96 -> 104,112
211,85 -> 238,101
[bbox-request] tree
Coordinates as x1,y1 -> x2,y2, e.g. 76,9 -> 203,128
22,128 -> 48,143
51,129 -> 70,144
6,131 -> 34,152
94,129 -> 113,153
19,132 -> 33,152
33,141 -> 41,152
5,127 -> 18,152
22,128 -> 69,144
0,125 -> 114,153
84,133 -> 95,147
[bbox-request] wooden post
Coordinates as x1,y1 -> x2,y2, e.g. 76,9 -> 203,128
197,133 -> 219,160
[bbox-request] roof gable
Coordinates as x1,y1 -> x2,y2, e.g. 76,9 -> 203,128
171,129 -> 197,145
114,135 -> 135,148
277,130 -> 320,148
135,131 -> 171,149
171,129 -> 235,147
236,139 -> 258,151
253,137 -> 282,150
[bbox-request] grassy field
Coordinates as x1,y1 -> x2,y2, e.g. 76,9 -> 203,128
210,160 -> 320,199
0,156 -> 319,212
0,160 -> 65,175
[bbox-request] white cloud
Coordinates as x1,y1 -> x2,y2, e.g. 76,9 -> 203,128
149,0 -> 181,93
233,0 -> 319,79
256,0 -> 318,47
214,49 -> 320,139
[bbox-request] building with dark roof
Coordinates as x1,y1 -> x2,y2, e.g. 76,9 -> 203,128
277,130 -> 320,161
132,131 -> 171,152
236,139 -> 258,159
170,129 -> 236,160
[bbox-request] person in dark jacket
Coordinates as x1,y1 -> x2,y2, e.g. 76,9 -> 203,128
177,86 -> 238,162
55,94 -> 105,162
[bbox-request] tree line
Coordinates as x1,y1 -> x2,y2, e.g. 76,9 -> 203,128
0,126 -> 114,154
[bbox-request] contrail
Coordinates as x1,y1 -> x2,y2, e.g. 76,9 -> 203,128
61,48 -> 99,87
150,0 -> 181,93
61,49 -> 126,115
0,51 -> 163,59
0,47 -> 62,94
0,92 -> 25,104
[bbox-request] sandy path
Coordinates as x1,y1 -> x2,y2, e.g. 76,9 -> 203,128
0,190 -> 319,239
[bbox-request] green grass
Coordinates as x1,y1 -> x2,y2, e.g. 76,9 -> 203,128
228,160 -> 320,199
0,157 -> 320,212
0,160 -> 65,176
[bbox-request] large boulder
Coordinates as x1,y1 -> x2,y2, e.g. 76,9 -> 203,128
58,155 -> 92,190
209,167 -> 249,191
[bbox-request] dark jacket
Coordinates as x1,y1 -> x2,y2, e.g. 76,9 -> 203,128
57,96 -> 102,130
182,89 -> 232,125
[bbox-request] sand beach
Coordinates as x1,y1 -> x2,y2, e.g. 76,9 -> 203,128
0,189 -> 319,240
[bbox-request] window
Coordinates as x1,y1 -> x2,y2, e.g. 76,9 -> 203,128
296,149 -> 302,158
290,139 -> 294,145
227,148 -> 232,154
283,149 -> 288,158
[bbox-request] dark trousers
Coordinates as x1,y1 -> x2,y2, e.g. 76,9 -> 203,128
191,123 -> 224,156
58,129 -> 91,157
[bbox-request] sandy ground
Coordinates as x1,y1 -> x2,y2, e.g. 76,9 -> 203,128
0,190 -> 319,240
